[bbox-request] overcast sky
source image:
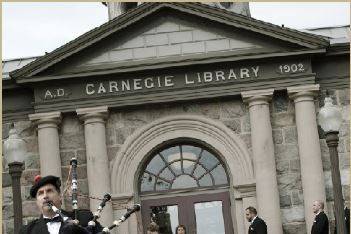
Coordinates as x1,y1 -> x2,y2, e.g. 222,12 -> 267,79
2,2 -> 350,60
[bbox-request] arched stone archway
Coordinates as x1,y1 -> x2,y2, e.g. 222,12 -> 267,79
109,114 -> 256,234
111,114 -> 254,195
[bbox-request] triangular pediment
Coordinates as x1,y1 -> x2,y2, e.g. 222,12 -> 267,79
12,2 -> 328,82
79,15 -> 296,66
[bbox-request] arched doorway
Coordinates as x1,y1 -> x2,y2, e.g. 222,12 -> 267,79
111,115 -> 255,234
139,142 -> 234,234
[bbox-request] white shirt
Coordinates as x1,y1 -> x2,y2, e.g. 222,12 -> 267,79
43,214 -> 61,234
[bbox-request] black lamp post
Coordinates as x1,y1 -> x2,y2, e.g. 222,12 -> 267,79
318,97 -> 346,234
4,125 -> 27,234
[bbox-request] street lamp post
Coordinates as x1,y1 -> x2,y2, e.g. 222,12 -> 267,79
318,97 -> 346,234
4,125 -> 27,234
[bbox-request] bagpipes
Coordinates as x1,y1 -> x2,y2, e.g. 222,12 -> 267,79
100,204 -> 141,233
49,157 -> 141,234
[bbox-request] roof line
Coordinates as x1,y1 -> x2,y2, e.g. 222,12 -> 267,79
10,2 -> 329,79
304,24 -> 350,30
2,55 -> 42,62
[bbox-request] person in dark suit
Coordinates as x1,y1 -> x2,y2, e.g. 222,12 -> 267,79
19,175 -> 102,234
245,206 -> 267,234
311,200 -> 329,234
334,205 -> 350,234
345,206 -> 350,234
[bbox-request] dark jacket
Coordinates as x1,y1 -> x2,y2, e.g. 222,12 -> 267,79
334,207 -> 350,234
19,209 -> 103,234
346,207 -> 350,234
311,211 -> 329,234
248,216 -> 267,234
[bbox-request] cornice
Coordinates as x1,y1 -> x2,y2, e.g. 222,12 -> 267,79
10,2 -> 328,81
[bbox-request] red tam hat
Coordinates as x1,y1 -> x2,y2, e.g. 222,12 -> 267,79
34,175 -> 42,183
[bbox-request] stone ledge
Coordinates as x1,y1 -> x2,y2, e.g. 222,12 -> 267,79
76,106 -> 108,116
28,111 -> 61,121
233,180 -> 256,198
287,84 -> 320,103
242,89 -> 274,107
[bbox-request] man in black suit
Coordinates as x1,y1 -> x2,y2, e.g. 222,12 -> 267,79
311,200 -> 329,234
20,175 -> 102,234
334,205 -> 350,234
245,206 -> 267,234
345,206 -> 350,234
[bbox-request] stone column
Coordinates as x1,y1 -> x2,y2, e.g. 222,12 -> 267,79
76,106 -> 113,226
29,111 -> 62,177
288,85 -> 326,233
242,89 -> 283,234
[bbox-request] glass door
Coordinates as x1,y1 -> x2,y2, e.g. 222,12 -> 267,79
194,201 -> 225,234
150,204 -> 179,234
141,191 -> 233,234
142,195 -> 190,234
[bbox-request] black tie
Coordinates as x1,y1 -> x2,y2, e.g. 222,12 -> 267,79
44,216 -> 63,223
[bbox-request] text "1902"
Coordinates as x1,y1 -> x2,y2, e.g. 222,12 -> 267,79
278,63 -> 305,74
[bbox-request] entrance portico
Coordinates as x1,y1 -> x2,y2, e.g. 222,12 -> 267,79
3,3 -> 349,234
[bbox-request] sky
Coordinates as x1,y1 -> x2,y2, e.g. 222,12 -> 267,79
2,2 -> 350,60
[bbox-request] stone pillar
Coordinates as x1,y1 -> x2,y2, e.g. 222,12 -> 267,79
242,89 -> 283,234
288,85 -> 326,233
76,106 -> 113,226
29,112 -> 62,177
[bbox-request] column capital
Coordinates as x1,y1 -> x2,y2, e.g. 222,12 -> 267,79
241,89 -> 274,107
76,106 -> 109,124
287,84 -> 320,103
29,111 -> 62,129
233,181 -> 256,199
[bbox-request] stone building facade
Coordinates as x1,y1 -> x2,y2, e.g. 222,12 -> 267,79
2,2 -> 350,234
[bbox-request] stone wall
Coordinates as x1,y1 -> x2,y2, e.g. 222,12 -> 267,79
2,89 -> 349,234
2,121 -> 40,234
105,99 -> 251,172
82,14 -> 284,67
85,15 -> 240,65
271,91 -> 306,233
59,113 -> 90,210
318,88 -> 350,233
319,89 -> 350,204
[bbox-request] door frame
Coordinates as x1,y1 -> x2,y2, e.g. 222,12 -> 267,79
141,191 -> 234,234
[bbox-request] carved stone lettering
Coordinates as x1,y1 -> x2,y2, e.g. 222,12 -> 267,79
44,90 -> 53,99
86,84 -> 95,95
39,61 -> 310,103
57,88 -> 65,97
43,88 -> 67,100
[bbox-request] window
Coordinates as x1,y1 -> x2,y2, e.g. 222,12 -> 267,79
140,144 -> 228,193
